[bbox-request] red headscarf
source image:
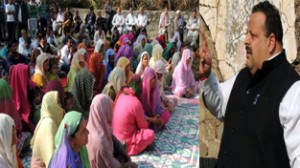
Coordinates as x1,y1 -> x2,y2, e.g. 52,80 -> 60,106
9,64 -> 35,132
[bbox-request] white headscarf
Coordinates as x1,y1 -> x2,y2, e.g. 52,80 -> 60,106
135,51 -> 150,77
0,114 -> 16,168
102,67 -> 126,96
153,59 -> 167,74
35,53 -> 49,81
149,44 -> 167,68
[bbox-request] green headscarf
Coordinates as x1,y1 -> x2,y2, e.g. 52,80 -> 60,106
128,74 -> 143,98
0,79 -> 12,101
163,42 -> 175,61
55,111 -> 90,168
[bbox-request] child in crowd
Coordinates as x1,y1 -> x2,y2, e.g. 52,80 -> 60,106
47,58 -> 60,81
64,91 -> 73,112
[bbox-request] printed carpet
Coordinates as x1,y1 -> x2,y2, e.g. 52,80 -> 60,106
131,95 -> 200,168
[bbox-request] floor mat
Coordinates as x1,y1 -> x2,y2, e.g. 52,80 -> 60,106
131,96 -> 200,168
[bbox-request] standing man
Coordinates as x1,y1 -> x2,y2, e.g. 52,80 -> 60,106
15,0 -> 29,38
27,0 -> 38,37
0,0 -> 6,45
5,0 -> 15,42
174,10 -> 185,44
38,0 -> 49,32
158,6 -> 170,41
199,1 -> 300,168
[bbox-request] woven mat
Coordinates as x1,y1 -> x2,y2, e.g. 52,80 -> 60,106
131,96 -> 200,168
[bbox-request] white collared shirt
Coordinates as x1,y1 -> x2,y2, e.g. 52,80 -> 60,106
126,13 -> 136,26
5,3 -> 15,22
112,14 -> 125,27
59,45 -> 71,65
18,43 -> 33,58
136,13 -> 147,27
200,57 -> 300,168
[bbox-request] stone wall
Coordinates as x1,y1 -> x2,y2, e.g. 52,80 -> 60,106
199,0 -> 297,158
200,0 -> 297,80
72,8 -> 192,40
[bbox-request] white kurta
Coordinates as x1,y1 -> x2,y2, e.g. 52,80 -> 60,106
112,14 -> 125,34
125,13 -> 136,32
136,14 -> 148,28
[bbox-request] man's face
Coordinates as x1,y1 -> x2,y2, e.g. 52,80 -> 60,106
41,37 -> 47,46
67,40 -> 73,48
25,42 -> 30,48
244,12 -> 270,75
11,43 -> 18,53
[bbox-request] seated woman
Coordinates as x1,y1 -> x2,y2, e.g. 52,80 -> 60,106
30,91 -> 65,168
0,114 -> 23,168
117,57 -> 134,85
171,49 -> 198,98
89,40 -> 105,96
135,51 -> 149,77
66,48 -> 88,91
31,53 -> 49,90
87,94 -> 136,168
153,60 -> 177,113
102,67 -> 126,101
0,79 -> 22,135
112,75 -> 155,156
70,68 -> 95,116
48,111 -> 90,168
104,49 -> 116,82
9,64 -> 35,133
142,68 -> 171,131
162,42 -> 176,62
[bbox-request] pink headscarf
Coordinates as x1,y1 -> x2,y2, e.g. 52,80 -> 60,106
9,64 -> 35,132
171,49 -> 196,96
86,94 -> 119,167
141,67 -> 161,117
0,79 -> 22,134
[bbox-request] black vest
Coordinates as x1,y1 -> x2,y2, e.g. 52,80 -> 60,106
217,51 -> 300,168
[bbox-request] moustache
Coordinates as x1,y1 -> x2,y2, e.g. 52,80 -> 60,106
245,46 -> 252,54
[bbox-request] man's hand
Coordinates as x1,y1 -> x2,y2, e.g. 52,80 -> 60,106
199,31 -> 212,79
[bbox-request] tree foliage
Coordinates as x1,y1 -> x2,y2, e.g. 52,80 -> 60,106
49,0 -> 199,11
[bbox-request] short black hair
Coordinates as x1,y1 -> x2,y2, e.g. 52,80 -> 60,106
25,37 -> 31,44
252,1 -> 283,45
38,32 -> 46,40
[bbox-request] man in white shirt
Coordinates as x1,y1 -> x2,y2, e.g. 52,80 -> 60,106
125,7 -> 136,33
59,37 -> 74,74
111,7 -> 125,35
186,10 -> 199,47
52,7 -> 64,35
199,1 -> 300,168
18,36 -> 33,59
158,6 -> 170,40
5,0 -> 15,42
136,7 -> 148,36
19,29 -> 27,45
